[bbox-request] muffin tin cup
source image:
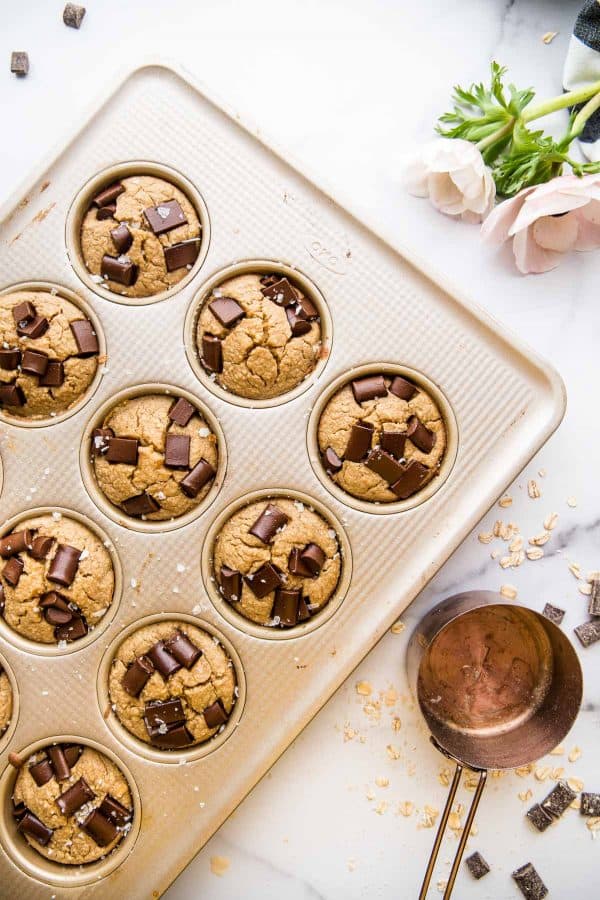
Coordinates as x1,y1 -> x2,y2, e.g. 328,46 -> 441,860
0,651 -> 19,755
0,281 -> 107,429
307,363 -> 459,515
79,382 -> 227,534
0,734 -> 141,888
0,506 -> 123,658
201,488 -> 353,641
65,161 -> 211,307
183,259 -> 333,408
97,613 -> 247,765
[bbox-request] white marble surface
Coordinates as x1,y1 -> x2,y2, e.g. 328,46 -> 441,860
2,1 -> 600,897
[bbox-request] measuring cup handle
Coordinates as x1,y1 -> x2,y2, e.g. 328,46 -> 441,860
418,763 -> 487,900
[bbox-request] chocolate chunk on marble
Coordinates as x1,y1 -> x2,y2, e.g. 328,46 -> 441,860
512,862 -> 548,900
526,803 -> 553,832
541,781 -> 577,818
542,603 -> 565,625
63,3 -> 86,28
589,579 -> 600,617
10,52 -> 29,77
574,619 -> 600,648
465,851 -> 490,880
581,793 -> 600,817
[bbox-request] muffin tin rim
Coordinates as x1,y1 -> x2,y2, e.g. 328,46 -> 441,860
0,650 -> 19,756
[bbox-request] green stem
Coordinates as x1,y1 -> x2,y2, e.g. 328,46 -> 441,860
523,80 -> 600,123
569,89 -> 600,138
476,119 -> 514,151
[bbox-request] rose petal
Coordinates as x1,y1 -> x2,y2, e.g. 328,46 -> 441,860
512,227 -> 563,274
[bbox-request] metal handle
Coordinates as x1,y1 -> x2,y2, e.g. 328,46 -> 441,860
418,763 -> 487,900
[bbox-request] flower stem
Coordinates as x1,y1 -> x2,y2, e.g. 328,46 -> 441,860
523,80 -> 600,123
476,119 -> 514,151
569,89 -> 600,138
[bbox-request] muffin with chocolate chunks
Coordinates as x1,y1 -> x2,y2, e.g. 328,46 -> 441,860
79,174 -> 201,299
91,393 -> 218,521
0,513 -> 115,645
195,271 -> 322,400
0,289 -> 100,420
109,621 -> 237,750
213,497 -> 342,628
0,663 -> 13,738
318,373 -> 447,503
12,742 -> 133,864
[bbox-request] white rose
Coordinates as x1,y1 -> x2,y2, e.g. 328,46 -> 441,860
404,138 -> 496,223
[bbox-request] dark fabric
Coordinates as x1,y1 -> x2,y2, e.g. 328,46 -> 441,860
574,0 -> 600,48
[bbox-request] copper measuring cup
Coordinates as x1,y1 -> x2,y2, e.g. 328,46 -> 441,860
407,590 -> 583,899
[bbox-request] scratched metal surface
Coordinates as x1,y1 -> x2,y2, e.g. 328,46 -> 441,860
0,63 -> 564,898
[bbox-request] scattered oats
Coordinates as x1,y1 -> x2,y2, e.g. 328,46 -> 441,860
375,776 -> 389,788
436,880 -> 448,893
550,745 -> 564,756
570,797 -> 581,810
500,584 -> 518,600
509,536 -> 524,552
519,789 -> 533,802
448,812 -> 462,831
391,620 -> 406,634
356,681 -> 372,696
550,767 -> 564,780
528,479 -> 541,499
366,790 -> 375,802
535,766 -> 551,781
407,763 -> 417,776
398,801 -> 414,817
515,764 -> 534,778
527,548 -> 544,561
568,746 -> 582,763
567,496 -> 577,508
542,31 -> 558,44
478,531 -> 494,544
586,817 -> 600,833
499,495 -> 513,508
544,512 -> 559,530
579,582 -> 592,596
568,777 -> 584,792
420,805 -> 439,828
343,724 -> 357,742
374,801 -> 388,815
538,468 -> 547,477
529,532 -> 551,546
210,856 -> 230,877
568,562 -> 582,579
386,744 -> 401,761
464,771 -> 481,791
391,717 -> 401,732
438,767 -> 451,787
500,551 -> 525,569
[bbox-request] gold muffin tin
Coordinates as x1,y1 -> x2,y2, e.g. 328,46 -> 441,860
0,62 -> 565,898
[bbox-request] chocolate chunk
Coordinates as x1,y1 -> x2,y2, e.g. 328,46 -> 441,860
365,447 -> 405,484
201,333 -> 223,373
17,316 -> 49,339
0,582 -> 4,612
110,223 -> 132,254
285,307 -> 312,336
21,349 -> 49,377
164,434 -> 190,468
574,619 -> 600,648
407,416 -> 436,453
203,699 -> 228,729
55,614 -> 87,642
220,566 -> 242,602
260,274 -> 279,287
96,203 -> 116,220
101,254 -> 138,286
30,535 -> 54,560
0,384 -> 25,407
581,793 -> 600,817
297,595 -> 311,622
10,52 -> 29,77
144,199 -> 187,235
2,557 -> 23,586
63,3 -> 86,28
29,758 -> 54,787
344,421 -> 374,462
512,862 -> 548,900
351,375 -> 387,404
273,588 -> 300,626
48,544 -> 81,586
122,492 -> 160,517
209,296 -> 245,328
41,592 -> 74,626
122,655 -> 154,697
244,562 -> 283,598
0,348 -> 21,369
146,640 -> 181,678
390,460 -> 429,499
91,427 -> 114,456
56,777 -> 94,817
98,795 -> 131,828
261,277 -> 297,306
249,503 -> 290,543
12,300 -> 36,326
149,723 -> 193,749
39,360 -> 64,387
164,239 -> 200,272
11,800 -> 27,821
48,745 -> 71,782
389,375 -> 417,401
589,579 -> 600,617
168,397 -> 195,427
92,182 -> 124,208
465,851 -> 490,880
526,803 -> 553,832
63,745 -> 82,768
180,459 -> 215,498
106,436 -> 139,465
541,781 -> 577,818
295,295 -> 319,320
165,631 -> 202,668
81,809 -> 118,847
380,430 -> 406,459
144,698 -> 186,734
323,446 -> 343,474
288,547 -> 313,578
0,529 -> 34,557
18,811 -> 53,846
300,543 -> 326,576
70,319 -> 99,356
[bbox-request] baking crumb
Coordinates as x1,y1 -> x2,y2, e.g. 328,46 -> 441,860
526,547 -> 544,561
528,479 -> 541,499
478,531 -> 494,544
356,681 -> 372,696
386,744 -> 401,761
500,584 -> 518,600
499,495 -> 513,508
398,800 -> 414,817
375,776 -> 389,788
542,31 -> 558,44
568,746 -> 582,763
543,512 -> 559,530
567,496 -> 577,508
519,789 -> 533,802
390,620 -> 406,634
210,856 -> 230,877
